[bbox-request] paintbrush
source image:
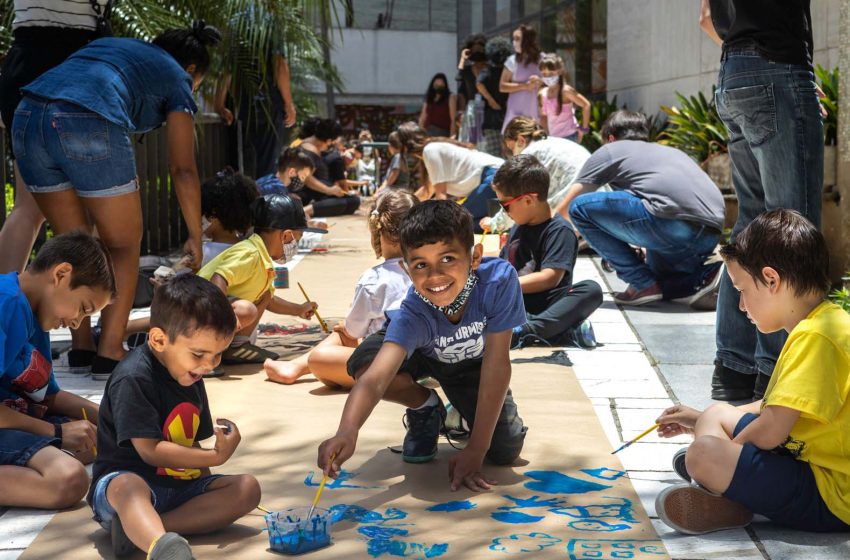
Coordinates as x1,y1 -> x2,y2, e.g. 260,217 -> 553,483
257,505 -> 272,514
306,453 -> 336,522
611,424 -> 659,454
81,408 -> 96,456
479,227 -> 489,245
297,282 -> 330,334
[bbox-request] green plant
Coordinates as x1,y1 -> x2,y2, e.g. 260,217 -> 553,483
578,96 -> 621,153
815,65 -> 838,146
658,89 -> 728,163
4,182 -> 12,218
829,287 -> 850,314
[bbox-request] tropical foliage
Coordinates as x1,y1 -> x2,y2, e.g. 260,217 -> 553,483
658,90 -> 727,163
816,64 -> 839,146
578,96 -> 621,153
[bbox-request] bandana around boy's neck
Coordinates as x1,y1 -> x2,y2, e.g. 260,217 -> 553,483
414,270 -> 479,316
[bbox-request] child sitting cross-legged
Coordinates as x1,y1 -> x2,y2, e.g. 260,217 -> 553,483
0,232 -> 115,509
654,209 -> 850,535
318,200 -> 528,492
494,154 -> 603,348
89,274 -> 261,559
264,190 -> 418,388
197,194 -> 323,365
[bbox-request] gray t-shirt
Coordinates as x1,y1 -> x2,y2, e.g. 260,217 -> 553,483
386,153 -> 410,189
574,140 -> 725,230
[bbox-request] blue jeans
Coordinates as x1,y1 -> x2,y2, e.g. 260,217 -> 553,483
462,166 -> 499,233
714,50 -> 823,376
569,191 -> 720,297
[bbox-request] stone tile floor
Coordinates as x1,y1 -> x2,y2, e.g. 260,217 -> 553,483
3,255 -> 849,559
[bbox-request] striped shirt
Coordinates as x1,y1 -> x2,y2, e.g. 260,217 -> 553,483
12,0 -> 106,30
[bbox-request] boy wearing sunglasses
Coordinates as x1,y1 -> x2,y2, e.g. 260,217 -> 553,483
495,155 -> 603,349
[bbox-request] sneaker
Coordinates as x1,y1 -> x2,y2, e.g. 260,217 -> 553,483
569,320 -> 597,348
91,355 -> 121,382
221,343 -> 279,365
613,283 -> 663,306
402,397 -> 446,463
54,349 -> 96,375
512,333 -> 551,350
656,483 -> 753,535
111,516 -> 137,558
671,448 -> 690,482
710,364 -> 756,401
146,532 -> 194,560
688,264 -> 723,311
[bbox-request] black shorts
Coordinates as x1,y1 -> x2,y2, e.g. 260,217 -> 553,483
0,27 -> 96,150
348,329 -> 527,465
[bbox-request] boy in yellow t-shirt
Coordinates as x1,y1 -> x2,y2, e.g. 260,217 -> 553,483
197,194 -> 323,364
653,209 -> 850,535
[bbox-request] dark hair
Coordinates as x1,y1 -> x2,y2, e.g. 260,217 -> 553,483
485,36 -> 513,67
299,117 -> 320,139
425,73 -> 451,105
463,33 -> 488,62
492,154 -> 550,199
201,167 -> 260,234
516,24 -> 541,66
601,110 -> 649,142
29,231 -> 117,296
719,209 -> 831,297
151,274 -> 236,340
153,20 -> 221,74
399,200 -> 474,255
277,147 -> 315,173
308,118 -> 343,142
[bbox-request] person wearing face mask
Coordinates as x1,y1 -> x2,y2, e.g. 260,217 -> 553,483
418,73 -> 458,137
298,117 -> 362,217
538,54 -> 591,143
11,21 -> 221,380
481,117 -> 591,234
197,194 -> 324,364
499,24 -> 543,134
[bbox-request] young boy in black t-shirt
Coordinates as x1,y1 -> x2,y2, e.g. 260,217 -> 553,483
495,154 -> 603,348
88,275 -> 260,560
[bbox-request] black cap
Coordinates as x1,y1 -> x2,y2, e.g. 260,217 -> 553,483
251,194 -> 326,233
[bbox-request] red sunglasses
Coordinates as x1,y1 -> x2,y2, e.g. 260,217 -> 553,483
498,192 -> 537,210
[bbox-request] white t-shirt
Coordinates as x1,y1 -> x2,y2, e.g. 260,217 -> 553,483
13,0 -> 106,30
422,142 -> 503,197
345,258 -> 411,339
490,137 -> 591,232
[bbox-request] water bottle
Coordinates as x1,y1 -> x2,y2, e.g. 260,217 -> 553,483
472,94 -> 485,144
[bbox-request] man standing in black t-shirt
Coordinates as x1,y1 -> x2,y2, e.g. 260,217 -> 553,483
700,0 -> 824,402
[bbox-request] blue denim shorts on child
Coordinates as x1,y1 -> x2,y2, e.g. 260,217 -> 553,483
723,413 -> 850,532
11,96 -> 139,197
91,471 -> 224,530
0,428 -> 59,466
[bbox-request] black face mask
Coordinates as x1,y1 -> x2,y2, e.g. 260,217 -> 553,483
433,87 -> 448,98
288,177 -> 304,193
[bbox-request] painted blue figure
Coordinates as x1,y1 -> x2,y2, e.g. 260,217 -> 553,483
524,471 -> 611,494
549,497 -> 637,524
566,539 -> 665,559
501,495 -> 566,510
329,505 -> 410,525
490,533 -> 562,554
491,511 -> 545,524
568,520 -> 631,532
580,467 -> 627,481
426,500 -> 477,512
329,504 -> 448,558
304,469 -> 381,490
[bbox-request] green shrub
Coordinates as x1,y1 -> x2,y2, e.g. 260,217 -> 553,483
815,65 -> 838,146
829,287 -> 850,314
658,90 -> 728,163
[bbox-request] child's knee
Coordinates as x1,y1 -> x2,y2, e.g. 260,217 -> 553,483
685,436 -> 724,481
230,475 -> 261,513
106,472 -> 150,505
486,427 -> 528,466
48,459 -> 89,509
232,300 -> 258,324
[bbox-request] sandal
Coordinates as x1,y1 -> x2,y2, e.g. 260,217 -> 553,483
221,343 -> 279,365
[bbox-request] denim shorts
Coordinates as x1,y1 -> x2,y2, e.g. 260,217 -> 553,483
724,413 -> 850,532
90,471 -> 224,530
0,428 -> 59,466
12,96 -> 138,197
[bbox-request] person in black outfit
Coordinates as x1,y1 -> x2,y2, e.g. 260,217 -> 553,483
494,155 -> 603,348
475,36 -> 512,157
297,118 -> 360,217
88,275 -> 260,559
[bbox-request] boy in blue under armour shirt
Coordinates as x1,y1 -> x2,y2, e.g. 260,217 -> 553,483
318,200 -> 527,492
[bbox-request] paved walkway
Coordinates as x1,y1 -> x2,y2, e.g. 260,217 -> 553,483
3,253 -> 849,559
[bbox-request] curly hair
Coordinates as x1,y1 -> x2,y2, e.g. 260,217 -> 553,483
200,167 -> 260,234
369,190 -> 419,258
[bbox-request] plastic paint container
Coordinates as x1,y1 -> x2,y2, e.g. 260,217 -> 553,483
274,266 -> 289,289
266,506 -> 332,555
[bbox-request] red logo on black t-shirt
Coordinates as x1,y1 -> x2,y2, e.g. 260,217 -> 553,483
156,402 -> 202,480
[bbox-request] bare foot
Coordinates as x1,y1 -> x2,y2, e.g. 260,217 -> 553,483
264,358 -> 310,385
307,219 -> 329,231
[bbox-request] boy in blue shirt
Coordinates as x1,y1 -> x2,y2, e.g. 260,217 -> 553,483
0,232 -> 115,509
318,201 -> 528,492
495,154 -> 603,348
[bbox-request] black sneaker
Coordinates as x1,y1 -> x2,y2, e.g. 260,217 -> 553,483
672,448 -> 690,483
91,355 -> 121,382
710,364 -> 756,401
512,333 -> 552,350
402,397 -> 446,463
111,515 -> 137,558
753,372 -> 771,400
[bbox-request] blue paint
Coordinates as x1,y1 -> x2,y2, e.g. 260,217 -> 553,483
523,470 -> 611,495
549,497 -> 637,524
501,495 -> 566,509
580,467 -> 627,481
265,509 -> 331,554
328,504 -> 446,558
365,539 -> 449,558
359,526 -> 409,539
490,533 -> 562,553
491,511 -> 545,524
304,469 -> 380,489
566,539 -> 665,560
426,500 -> 477,512
328,505 -> 409,525
568,520 -> 631,532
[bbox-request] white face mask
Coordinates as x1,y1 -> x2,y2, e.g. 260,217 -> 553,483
276,237 -> 299,264
542,75 -> 559,87
513,39 -> 522,54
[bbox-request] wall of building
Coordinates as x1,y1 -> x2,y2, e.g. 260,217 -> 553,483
342,0 -> 456,31
606,0 -> 841,112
